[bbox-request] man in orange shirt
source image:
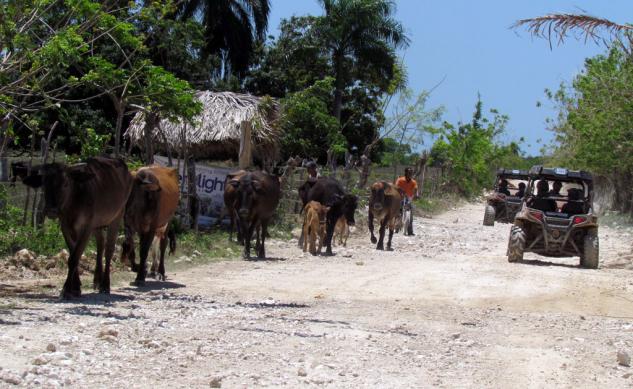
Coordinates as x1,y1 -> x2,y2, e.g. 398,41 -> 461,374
395,167 -> 419,200
395,167 -> 419,235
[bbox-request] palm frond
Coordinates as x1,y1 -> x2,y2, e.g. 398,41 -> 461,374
513,14 -> 633,47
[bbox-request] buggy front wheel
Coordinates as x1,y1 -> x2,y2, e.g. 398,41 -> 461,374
580,230 -> 599,269
507,225 -> 525,262
483,205 -> 495,226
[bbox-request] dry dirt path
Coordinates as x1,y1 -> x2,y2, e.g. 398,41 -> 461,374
2,203 -> 633,388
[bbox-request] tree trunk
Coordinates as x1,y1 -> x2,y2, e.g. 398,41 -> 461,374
142,111 -> 158,164
333,56 -> 345,122
414,151 -> 429,194
327,147 -> 337,178
187,157 -> 198,231
239,121 -> 253,169
34,121 -> 59,227
357,145 -> 373,189
0,115 -> 9,158
112,97 -> 124,157
342,150 -> 354,188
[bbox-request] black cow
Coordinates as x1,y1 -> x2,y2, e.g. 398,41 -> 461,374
22,157 -> 133,298
306,177 -> 358,256
229,171 -> 281,259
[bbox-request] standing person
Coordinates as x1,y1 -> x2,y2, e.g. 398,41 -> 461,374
395,167 -> 419,235
306,160 -> 319,182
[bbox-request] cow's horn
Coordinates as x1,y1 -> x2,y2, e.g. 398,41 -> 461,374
70,162 -> 88,169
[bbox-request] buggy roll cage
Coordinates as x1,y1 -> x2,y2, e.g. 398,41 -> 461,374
524,166 -> 594,209
493,168 -> 529,192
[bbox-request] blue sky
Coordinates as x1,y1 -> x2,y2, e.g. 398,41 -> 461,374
268,1 -> 633,156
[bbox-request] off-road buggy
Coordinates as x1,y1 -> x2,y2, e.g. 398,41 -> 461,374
483,168 -> 529,226
507,166 -> 599,268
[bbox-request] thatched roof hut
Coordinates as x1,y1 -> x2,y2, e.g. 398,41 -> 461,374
125,91 -> 280,162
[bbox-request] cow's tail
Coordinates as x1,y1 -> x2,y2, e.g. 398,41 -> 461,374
167,227 -> 177,255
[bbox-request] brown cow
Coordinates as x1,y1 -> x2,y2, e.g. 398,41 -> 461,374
333,216 -> 350,247
147,226 -> 177,277
121,166 -> 179,284
229,171 -> 280,259
22,157 -> 133,298
223,169 -> 247,243
302,201 -> 330,255
368,181 -> 402,251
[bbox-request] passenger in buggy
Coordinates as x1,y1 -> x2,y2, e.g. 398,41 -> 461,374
529,180 -> 557,213
561,188 -> 585,215
516,182 -> 526,198
497,179 -> 511,196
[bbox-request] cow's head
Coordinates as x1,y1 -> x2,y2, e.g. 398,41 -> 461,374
233,174 -> 263,218
369,182 -> 388,212
22,162 -> 94,218
134,169 -> 161,192
333,193 -> 358,226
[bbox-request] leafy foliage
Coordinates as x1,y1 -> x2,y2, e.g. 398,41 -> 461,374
429,97 -> 531,197
278,78 -> 343,162
315,0 -> 410,120
0,202 -> 63,256
545,44 -> 633,213
1,0 -> 201,158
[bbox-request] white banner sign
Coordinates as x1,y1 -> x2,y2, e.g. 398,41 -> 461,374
154,155 -> 233,226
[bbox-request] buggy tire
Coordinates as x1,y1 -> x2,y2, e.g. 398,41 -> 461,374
483,205 -> 495,226
507,225 -> 525,263
580,230 -> 599,269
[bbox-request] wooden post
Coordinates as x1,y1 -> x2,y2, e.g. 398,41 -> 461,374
239,121 -> 252,169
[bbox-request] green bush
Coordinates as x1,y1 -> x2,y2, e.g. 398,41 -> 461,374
0,204 -> 65,257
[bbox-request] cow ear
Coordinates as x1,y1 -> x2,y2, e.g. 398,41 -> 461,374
22,174 -> 43,188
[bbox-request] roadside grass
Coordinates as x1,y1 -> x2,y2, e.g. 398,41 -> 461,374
599,211 -> 633,229
415,193 -> 465,216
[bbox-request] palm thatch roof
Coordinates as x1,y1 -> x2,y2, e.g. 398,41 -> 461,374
125,91 -> 280,161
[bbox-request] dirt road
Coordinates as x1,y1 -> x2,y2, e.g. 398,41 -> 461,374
1,203 -> 633,388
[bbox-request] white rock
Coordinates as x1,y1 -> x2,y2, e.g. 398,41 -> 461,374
618,350 -> 631,367
32,356 -> 49,366
209,377 -> 222,388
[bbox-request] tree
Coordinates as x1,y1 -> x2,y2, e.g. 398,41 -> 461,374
0,0 -> 201,158
176,0 -> 271,79
429,97 -> 522,196
545,45 -> 633,213
315,0 -> 409,121
246,16 -> 330,97
245,14 -> 404,162
278,77 -> 344,163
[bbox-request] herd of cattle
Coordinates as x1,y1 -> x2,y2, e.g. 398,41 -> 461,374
11,156 -> 407,299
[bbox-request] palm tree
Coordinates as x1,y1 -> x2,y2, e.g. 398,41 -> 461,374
315,0 -> 409,122
177,0 -> 271,78
513,13 -> 633,48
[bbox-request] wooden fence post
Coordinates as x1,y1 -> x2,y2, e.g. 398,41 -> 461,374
239,121 -> 253,169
